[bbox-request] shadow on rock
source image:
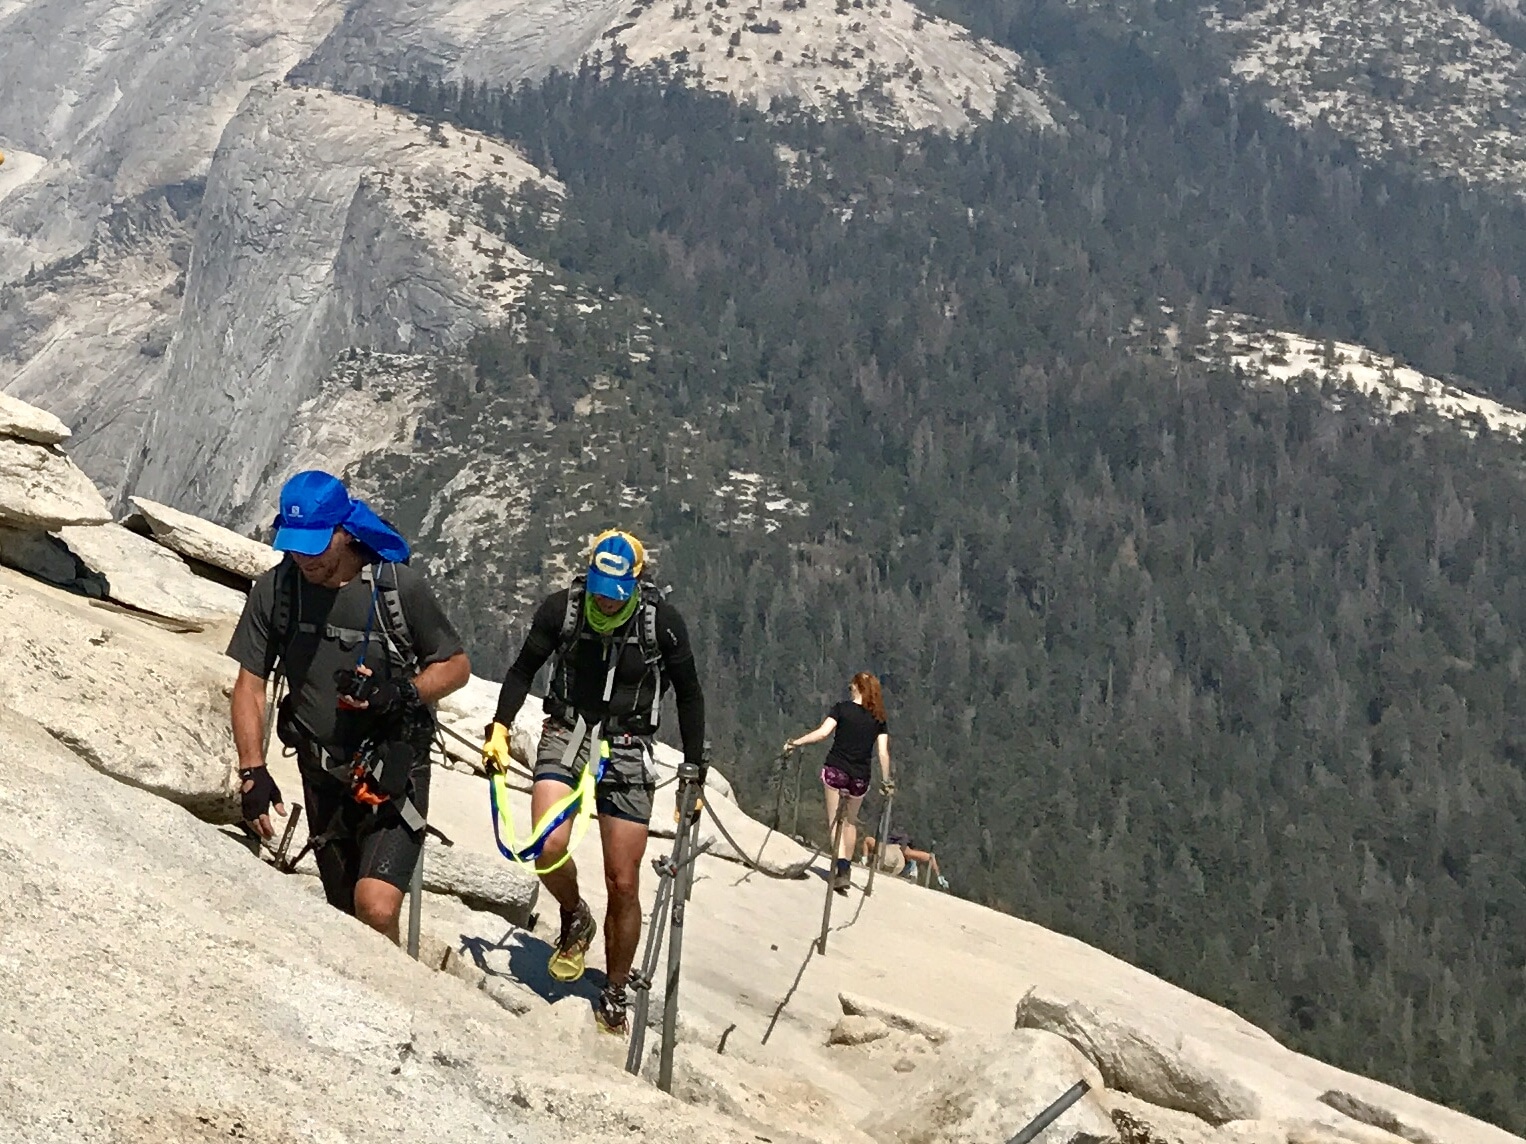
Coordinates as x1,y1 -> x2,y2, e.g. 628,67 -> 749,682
458,926 -> 606,1006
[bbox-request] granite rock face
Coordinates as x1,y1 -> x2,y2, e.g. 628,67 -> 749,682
130,88 -> 550,518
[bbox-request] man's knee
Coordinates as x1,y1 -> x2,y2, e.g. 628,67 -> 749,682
534,829 -> 574,877
604,862 -> 640,903
353,879 -> 403,932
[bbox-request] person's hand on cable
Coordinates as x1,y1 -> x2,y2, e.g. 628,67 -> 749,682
482,722 -> 512,775
879,777 -> 896,797
674,785 -> 705,825
240,765 -> 286,840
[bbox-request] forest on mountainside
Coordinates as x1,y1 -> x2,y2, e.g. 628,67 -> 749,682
368,4 -> 1526,1127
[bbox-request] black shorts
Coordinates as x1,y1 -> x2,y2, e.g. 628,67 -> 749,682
534,718 -> 656,824
298,746 -> 431,909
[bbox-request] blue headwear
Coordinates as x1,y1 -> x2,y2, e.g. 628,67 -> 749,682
272,471 -> 410,563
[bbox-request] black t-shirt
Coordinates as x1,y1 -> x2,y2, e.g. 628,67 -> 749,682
226,560 -> 464,754
824,700 -> 887,781
493,588 -> 706,769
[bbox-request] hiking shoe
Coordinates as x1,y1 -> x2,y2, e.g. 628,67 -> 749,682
594,982 -> 629,1035
548,900 -> 597,983
832,860 -> 852,896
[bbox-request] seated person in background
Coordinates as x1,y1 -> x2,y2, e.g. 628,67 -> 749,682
860,830 -> 949,890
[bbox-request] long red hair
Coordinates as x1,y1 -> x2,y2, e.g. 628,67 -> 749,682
852,672 -> 887,723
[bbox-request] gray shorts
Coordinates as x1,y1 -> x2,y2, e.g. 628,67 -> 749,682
534,718 -> 657,825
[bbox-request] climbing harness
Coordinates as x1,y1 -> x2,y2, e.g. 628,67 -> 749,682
264,558 -> 431,831
626,761 -> 709,1090
489,727 -> 608,874
487,616 -> 635,873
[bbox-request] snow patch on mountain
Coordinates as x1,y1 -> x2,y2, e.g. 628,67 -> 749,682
295,0 -> 1054,134
604,0 -> 1055,131
1209,0 -> 1526,189
1147,307 -> 1526,438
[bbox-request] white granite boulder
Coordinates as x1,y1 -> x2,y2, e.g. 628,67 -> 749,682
130,496 -> 282,580
862,1027 -> 1115,1144
0,578 -> 240,820
56,523 -> 247,626
1015,991 -> 1262,1125
0,439 -> 112,530
0,391 -> 71,444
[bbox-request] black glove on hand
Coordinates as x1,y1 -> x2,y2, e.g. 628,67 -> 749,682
364,678 -> 419,715
240,766 -> 284,834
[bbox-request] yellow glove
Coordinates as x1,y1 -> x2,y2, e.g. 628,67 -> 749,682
482,722 -> 511,774
675,792 -> 706,825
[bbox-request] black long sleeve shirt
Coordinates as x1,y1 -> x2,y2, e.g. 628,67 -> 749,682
494,589 -> 706,771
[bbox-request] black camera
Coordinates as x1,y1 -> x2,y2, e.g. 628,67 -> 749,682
334,666 -> 377,706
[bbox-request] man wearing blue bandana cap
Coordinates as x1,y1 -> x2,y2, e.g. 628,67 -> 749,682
484,529 -> 706,1036
226,470 -> 470,940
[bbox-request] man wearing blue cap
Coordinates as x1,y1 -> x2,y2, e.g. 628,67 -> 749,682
226,470 -> 470,940
483,529 -> 706,1035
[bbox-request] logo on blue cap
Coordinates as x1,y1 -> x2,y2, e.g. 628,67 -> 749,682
273,471 -> 352,556
586,531 -> 644,601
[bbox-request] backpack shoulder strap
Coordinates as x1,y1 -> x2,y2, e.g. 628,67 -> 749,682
363,563 -> 419,674
639,580 -> 670,728
561,575 -> 588,649
265,559 -> 300,681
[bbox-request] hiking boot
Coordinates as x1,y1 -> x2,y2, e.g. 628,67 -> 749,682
832,859 -> 852,896
595,982 -> 629,1035
548,900 -> 597,983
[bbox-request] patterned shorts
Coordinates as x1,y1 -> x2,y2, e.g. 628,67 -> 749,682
822,765 -> 870,799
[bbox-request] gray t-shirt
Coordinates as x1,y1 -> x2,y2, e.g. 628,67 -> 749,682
226,559 -> 464,753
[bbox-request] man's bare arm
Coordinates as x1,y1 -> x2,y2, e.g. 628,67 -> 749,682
231,668 -> 269,771
414,651 -> 471,706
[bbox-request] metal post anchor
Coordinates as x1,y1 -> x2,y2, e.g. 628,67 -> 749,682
1007,1080 -> 1092,1144
816,796 -> 850,955
863,793 -> 894,897
658,761 -> 703,1093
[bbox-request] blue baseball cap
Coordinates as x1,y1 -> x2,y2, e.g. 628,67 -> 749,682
272,470 -> 412,563
273,471 -> 352,556
586,530 -> 644,601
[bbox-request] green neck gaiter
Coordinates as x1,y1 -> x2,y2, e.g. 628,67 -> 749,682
584,586 -> 640,634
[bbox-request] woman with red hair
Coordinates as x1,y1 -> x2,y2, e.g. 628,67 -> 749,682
785,672 -> 893,895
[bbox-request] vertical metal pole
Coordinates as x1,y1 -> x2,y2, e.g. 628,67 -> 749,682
625,872 -> 673,1075
684,805 -> 702,902
407,839 -> 424,959
1007,1080 -> 1091,1144
658,762 -> 701,1093
789,748 -> 804,837
816,798 -> 849,955
864,794 -> 893,897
